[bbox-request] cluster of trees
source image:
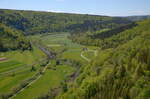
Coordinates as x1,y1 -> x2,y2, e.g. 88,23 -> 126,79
0,23 -> 31,52
91,22 -> 137,39
57,19 -> 150,99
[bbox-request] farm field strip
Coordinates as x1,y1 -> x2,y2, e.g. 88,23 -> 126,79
0,64 -> 29,77
0,69 -> 36,94
47,44 -> 61,47
10,62 -> 50,99
0,61 -> 23,73
0,46 -> 47,95
13,65 -> 75,99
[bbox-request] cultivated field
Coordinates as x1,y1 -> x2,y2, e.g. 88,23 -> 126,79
0,46 -> 46,94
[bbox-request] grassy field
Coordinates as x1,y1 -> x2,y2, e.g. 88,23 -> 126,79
31,33 -> 101,65
0,33 -> 98,98
30,33 -> 98,62
11,33 -> 85,99
13,61 -> 75,99
0,46 -> 46,94
0,61 -> 24,73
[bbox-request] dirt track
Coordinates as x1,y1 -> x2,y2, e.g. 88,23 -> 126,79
0,57 -> 7,61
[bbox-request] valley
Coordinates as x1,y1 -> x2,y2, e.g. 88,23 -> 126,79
0,8 -> 150,99
0,32 -> 97,99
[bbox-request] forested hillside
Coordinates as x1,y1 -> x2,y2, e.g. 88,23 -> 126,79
0,23 -> 31,51
70,18 -> 150,49
57,19 -> 150,99
0,9 -> 131,35
69,22 -> 137,47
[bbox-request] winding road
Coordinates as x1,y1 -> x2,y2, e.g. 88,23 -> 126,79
80,48 -> 98,62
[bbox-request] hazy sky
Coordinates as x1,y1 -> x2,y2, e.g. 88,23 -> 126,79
0,0 -> 150,16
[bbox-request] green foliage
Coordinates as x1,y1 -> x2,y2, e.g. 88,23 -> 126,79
126,15 -> 150,21
0,23 -> 31,51
0,9 -> 131,35
70,19 -> 150,50
58,19 -> 150,99
61,81 -> 68,93
1,9 -> 150,99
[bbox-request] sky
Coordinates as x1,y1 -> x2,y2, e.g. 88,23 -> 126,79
0,0 -> 150,16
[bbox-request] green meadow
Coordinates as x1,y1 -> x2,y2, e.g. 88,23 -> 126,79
0,46 -> 46,94
10,33 -> 97,99
0,32 -> 98,99
14,63 -> 75,99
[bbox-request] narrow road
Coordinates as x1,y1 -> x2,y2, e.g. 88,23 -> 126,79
80,48 -> 97,62
81,51 -> 91,62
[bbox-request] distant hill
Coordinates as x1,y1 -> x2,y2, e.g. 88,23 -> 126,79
0,9 -> 133,52
125,15 -> 150,21
0,9 -> 132,35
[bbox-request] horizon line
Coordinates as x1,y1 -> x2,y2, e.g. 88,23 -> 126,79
0,8 -> 150,17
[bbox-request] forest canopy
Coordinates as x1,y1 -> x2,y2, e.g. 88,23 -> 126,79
0,23 -> 31,51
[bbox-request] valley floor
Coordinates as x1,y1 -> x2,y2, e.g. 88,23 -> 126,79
0,33 -> 98,99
